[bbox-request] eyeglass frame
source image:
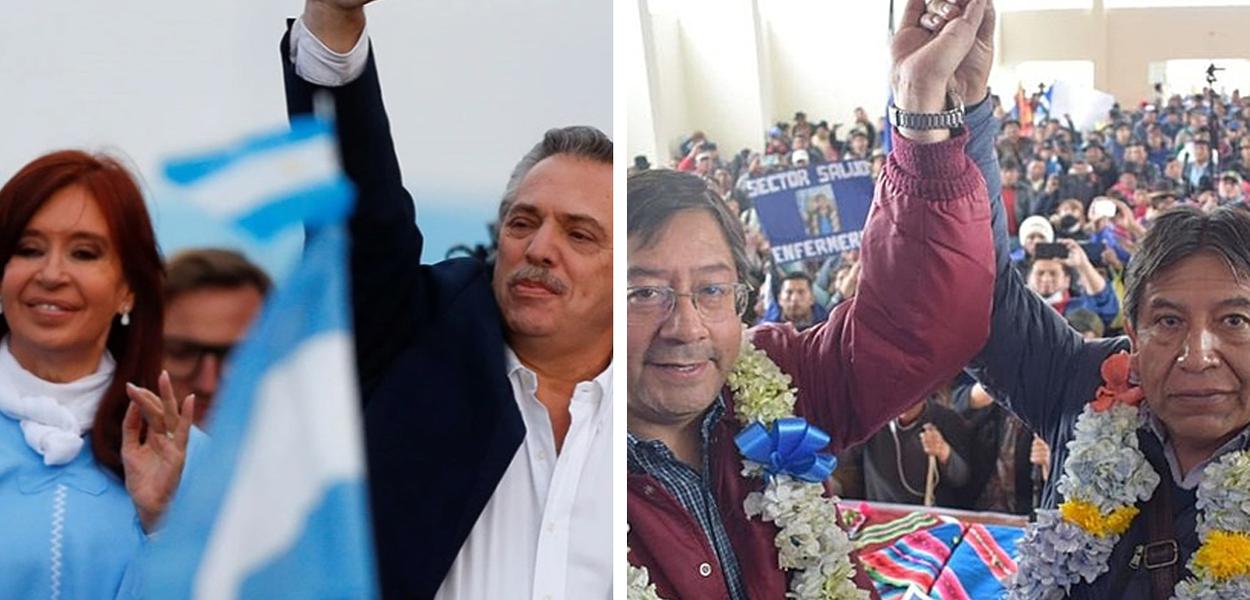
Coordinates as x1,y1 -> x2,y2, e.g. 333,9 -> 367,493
162,337 -> 236,379
626,282 -> 751,323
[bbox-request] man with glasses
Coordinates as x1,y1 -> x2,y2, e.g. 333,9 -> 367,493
625,0 -> 998,596
162,248 -> 270,424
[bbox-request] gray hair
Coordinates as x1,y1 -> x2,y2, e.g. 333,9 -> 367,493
498,126 -> 613,223
1124,205 -> 1250,327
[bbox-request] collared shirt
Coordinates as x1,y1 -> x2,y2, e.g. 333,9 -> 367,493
627,398 -> 747,600
435,349 -> 613,600
293,24 -> 613,598
1144,410 -> 1250,489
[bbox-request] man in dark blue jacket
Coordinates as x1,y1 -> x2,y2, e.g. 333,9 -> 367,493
284,1 -> 613,598
957,28 -> 1250,599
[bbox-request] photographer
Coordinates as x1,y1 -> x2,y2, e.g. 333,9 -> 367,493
1025,238 -> 1119,328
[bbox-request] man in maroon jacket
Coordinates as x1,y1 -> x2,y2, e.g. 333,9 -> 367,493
626,0 -> 997,597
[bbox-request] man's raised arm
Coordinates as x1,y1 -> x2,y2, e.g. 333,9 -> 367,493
283,0 -> 426,395
754,0 -> 996,450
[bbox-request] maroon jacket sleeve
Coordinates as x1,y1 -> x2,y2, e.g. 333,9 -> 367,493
750,129 -> 994,452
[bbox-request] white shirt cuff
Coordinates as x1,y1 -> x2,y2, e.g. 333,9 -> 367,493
289,16 -> 370,87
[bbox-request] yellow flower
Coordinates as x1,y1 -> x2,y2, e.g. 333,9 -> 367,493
1194,531 -> 1250,580
1059,500 -> 1139,537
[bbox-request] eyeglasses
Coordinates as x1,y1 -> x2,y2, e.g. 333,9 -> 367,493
627,283 -> 749,323
163,338 -> 235,379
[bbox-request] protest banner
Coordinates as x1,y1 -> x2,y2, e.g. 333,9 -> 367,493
743,159 -> 875,264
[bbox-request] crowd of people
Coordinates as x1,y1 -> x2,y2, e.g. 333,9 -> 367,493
629,1 -> 1250,599
635,68 -> 1250,521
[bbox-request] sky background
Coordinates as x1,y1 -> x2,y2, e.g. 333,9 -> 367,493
0,0 -> 612,279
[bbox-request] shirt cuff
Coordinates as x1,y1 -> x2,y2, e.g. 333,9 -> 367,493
289,16 -> 370,87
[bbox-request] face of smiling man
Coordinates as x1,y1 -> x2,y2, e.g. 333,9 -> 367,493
1128,250 -> 1250,471
627,209 -> 743,433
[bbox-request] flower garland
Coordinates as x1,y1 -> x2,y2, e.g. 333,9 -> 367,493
627,523 -> 665,600
626,563 -> 664,600
626,331 -> 867,600
1173,451 -> 1250,600
727,332 -> 868,600
1010,352 -> 1250,599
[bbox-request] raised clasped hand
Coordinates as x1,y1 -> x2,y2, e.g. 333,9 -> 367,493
891,0 -> 995,141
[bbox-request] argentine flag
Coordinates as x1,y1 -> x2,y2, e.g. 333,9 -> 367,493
135,117 -> 376,598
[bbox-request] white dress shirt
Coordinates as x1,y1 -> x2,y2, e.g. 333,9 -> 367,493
290,20 -> 613,599
435,349 -> 613,600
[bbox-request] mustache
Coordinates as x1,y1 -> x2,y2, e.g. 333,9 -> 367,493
508,265 -> 568,295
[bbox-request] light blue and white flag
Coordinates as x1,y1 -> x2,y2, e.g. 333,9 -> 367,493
136,117 -> 376,599
1046,80 -> 1115,133
162,116 -> 354,240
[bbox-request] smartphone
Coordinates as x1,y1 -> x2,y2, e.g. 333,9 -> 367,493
1034,242 -> 1069,260
1079,240 -> 1106,261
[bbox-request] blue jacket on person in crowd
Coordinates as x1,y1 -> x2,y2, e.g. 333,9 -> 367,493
1061,283 -> 1119,328
964,101 -> 1239,599
281,28 -> 525,599
1088,225 -> 1132,264
757,301 -> 830,330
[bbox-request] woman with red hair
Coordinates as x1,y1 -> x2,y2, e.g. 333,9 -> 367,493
0,150 -> 199,597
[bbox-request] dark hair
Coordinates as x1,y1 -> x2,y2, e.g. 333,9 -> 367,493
628,169 -> 753,286
780,271 -> 813,288
1025,256 -> 1069,279
1066,307 -> 1105,338
1124,206 -> 1250,327
164,248 -> 272,302
0,150 -> 164,477
498,126 -> 613,223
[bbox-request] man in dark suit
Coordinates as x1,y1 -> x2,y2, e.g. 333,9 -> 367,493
283,2 -> 612,598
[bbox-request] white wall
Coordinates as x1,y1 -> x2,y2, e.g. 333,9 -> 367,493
676,0 -> 769,160
0,1 -> 612,269
632,0 -> 892,164
761,1 -> 890,145
627,0 -> 661,168
999,4 -> 1250,103
634,1 -> 1250,164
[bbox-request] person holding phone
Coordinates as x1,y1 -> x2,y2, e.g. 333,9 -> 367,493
1025,238 -> 1120,328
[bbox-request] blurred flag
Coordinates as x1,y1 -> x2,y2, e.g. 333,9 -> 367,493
162,117 -> 354,239
1047,81 -> 1115,132
1013,86 -> 1034,136
133,117 -> 376,599
1037,83 -> 1054,122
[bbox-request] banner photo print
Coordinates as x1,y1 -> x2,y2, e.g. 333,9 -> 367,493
743,159 -> 875,264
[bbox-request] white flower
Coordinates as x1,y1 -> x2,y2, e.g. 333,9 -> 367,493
727,337 -> 866,599
626,564 -> 665,600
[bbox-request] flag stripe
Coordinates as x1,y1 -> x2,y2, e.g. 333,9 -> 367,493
194,333 -> 362,598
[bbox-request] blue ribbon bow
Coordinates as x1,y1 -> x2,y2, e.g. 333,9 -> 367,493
734,417 -> 837,483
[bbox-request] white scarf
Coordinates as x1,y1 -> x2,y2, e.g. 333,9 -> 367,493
0,338 -> 115,466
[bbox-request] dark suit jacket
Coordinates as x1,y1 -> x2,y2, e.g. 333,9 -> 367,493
281,28 -> 525,600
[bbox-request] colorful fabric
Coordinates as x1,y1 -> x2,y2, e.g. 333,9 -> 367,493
852,510 -> 1025,600
855,511 -> 943,549
932,524 -> 1023,600
861,523 -> 963,598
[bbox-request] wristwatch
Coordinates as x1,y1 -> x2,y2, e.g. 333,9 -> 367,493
888,92 -> 965,131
